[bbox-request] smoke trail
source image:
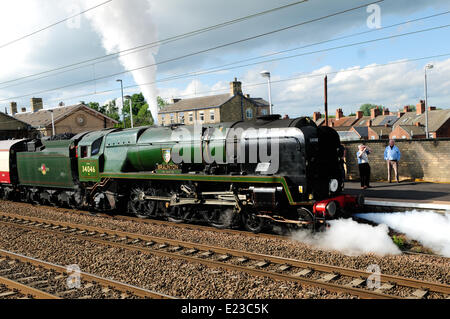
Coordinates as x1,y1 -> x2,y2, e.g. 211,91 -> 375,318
82,0 -> 159,123
356,211 -> 450,257
291,219 -> 401,256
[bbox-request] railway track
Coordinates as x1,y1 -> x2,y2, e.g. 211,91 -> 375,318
0,248 -> 174,299
1,211 -> 448,299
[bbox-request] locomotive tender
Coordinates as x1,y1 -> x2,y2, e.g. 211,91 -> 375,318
0,115 -> 361,232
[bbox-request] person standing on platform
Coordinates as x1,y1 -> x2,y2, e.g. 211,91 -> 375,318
357,144 -> 371,189
384,139 -> 401,183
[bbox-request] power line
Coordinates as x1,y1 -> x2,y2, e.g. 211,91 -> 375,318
0,0 -> 385,102
3,6 -> 447,91
2,19 -> 448,103
42,51 -> 450,105
0,0 -> 113,50
0,0 -> 309,87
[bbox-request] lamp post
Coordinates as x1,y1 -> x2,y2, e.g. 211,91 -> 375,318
49,110 -> 55,136
260,71 -> 273,115
125,95 -> 134,128
116,79 -> 125,127
424,63 -> 434,139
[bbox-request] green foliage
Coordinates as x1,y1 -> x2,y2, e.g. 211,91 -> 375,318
359,104 -> 386,116
85,93 -> 163,128
157,96 -> 168,110
392,235 -> 405,248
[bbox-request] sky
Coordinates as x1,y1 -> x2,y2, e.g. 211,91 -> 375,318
0,0 -> 449,121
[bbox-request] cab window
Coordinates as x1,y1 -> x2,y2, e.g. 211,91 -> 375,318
91,137 -> 103,156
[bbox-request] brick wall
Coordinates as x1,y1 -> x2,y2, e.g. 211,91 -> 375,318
342,138 -> 450,183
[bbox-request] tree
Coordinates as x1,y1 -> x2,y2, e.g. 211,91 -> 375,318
122,93 -> 154,127
359,104 -> 386,116
157,96 -> 168,110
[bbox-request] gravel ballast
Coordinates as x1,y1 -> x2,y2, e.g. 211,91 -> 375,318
0,200 -> 448,288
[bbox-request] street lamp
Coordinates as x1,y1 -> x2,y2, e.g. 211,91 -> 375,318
424,63 -> 434,139
260,70 -> 273,115
124,95 -> 134,128
116,79 -> 125,126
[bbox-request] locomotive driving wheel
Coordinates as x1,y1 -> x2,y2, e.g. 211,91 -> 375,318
242,210 -> 265,234
128,186 -> 157,218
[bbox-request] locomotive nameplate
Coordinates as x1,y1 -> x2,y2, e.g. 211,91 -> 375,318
156,164 -> 181,174
79,160 -> 99,180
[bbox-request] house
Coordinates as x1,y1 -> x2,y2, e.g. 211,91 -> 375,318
14,98 -> 118,137
390,125 -> 426,140
158,78 -> 270,126
392,101 -> 450,139
368,126 -> 392,140
0,106 -> 35,140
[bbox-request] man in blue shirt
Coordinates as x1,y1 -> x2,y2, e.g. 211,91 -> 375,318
384,139 -> 401,183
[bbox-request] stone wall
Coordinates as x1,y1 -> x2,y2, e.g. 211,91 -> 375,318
342,138 -> 450,183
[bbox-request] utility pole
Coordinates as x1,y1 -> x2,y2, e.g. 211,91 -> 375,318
324,75 -> 328,127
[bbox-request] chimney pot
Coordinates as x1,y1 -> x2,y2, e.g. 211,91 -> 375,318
21,107 -> 26,113
383,108 -> 390,116
428,106 -> 436,111
31,97 -> 43,113
335,108 -> 344,120
416,100 -> 425,115
10,102 -> 17,115
367,120 -> 372,127
370,108 -> 380,119
403,106 -> 410,113
230,78 -> 242,96
397,111 -> 405,118
171,98 -> 181,104
355,111 -> 363,119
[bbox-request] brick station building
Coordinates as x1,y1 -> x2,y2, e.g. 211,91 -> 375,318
13,98 -> 118,137
158,78 -> 270,126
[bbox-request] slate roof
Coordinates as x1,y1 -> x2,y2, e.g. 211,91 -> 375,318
394,109 -> 450,132
397,125 -> 426,136
352,126 -> 369,138
14,104 -> 118,128
369,126 -> 392,136
353,116 -> 372,127
159,94 -> 269,114
0,112 -> 30,130
371,115 -> 399,126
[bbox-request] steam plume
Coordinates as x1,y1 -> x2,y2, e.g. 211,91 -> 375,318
291,219 -> 401,256
356,211 -> 450,257
82,0 -> 159,123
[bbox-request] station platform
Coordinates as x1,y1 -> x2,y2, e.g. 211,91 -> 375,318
344,181 -> 450,212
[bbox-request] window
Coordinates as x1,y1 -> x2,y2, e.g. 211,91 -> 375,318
189,112 -> 194,123
402,136 -> 406,139
210,110 -> 215,121
179,112 -> 185,124
80,146 -> 88,158
371,136 -> 375,140
199,111 -> 205,122
161,115 -> 165,124
91,137 -> 103,156
246,108 -> 253,119
170,114 -> 175,124
261,109 -> 268,116
392,136 -> 397,139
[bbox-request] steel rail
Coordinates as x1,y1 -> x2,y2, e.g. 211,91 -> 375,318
0,275 -> 60,299
0,248 -> 175,299
1,212 -> 448,298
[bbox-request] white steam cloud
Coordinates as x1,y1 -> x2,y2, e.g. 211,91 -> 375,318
356,211 -> 450,257
291,219 -> 401,256
82,0 -> 159,123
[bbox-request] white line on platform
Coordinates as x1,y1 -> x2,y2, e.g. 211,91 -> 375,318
365,200 -> 450,211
